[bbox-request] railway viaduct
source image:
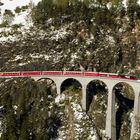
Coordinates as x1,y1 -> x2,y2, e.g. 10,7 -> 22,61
0,71 -> 140,140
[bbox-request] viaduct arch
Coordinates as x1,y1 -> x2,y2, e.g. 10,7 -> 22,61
33,76 -> 140,140
86,79 -> 108,111
86,80 -> 108,130
0,71 -> 139,140
60,78 -> 82,93
112,82 -> 135,139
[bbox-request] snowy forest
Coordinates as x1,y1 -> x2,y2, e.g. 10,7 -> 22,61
0,0 -> 140,139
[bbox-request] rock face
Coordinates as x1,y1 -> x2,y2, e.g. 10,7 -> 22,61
57,88 -> 97,140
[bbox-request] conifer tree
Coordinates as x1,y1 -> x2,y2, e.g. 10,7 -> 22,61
1,92 -> 17,140
2,9 -> 15,26
19,119 -> 30,140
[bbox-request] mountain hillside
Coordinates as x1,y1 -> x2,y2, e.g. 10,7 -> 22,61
0,0 -> 140,75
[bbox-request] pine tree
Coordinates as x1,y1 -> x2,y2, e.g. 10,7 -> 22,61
2,9 -> 15,26
53,0 -> 69,7
19,119 -> 30,140
1,92 -> 17,140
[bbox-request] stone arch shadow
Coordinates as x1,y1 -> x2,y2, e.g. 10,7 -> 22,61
37,78 -> 57,96
86,79 -> 108,130
60,78 -> 82,94
86,79 -> 108,111
113,82 -> 135,140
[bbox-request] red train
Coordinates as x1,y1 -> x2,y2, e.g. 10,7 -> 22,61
83,72 -> 138,80
0,71 -> 138,81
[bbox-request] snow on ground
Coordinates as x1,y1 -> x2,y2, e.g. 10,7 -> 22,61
55,91 -> 97,140
50,25 -> 72,41
29,53 -> 50,60
7,53 -> 52,67
0,0 -> 40,13
0,0 -> 40,25
0,0 -> 42,41
123,0 -> 140,7
55,94 -> 65,104
72,100 -> 96,139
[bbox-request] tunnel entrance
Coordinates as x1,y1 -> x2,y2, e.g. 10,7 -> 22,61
113,82 -> 134,140
86,80 -> 108,130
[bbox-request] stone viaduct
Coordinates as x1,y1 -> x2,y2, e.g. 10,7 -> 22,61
0,71 -> 140,140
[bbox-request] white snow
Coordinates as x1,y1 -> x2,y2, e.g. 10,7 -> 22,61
106,35 -> 115,44
13,11 -> 30,26
7,55 -> 23,62
55,94 -> 65,104
18,62 -> 28,66
0,0 -> 40,13
13,105 -> 18,114
88,134 -> 97,140
29,53 -> 50,60
15,55 -> 23,60
0,0 -> 41,41
7,53 -> 51,66
106,2 -> 112,9
0,0 -> 40,25
50,28 -> 69,41
0,106 -> 3,109
71,53 -> 78,59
